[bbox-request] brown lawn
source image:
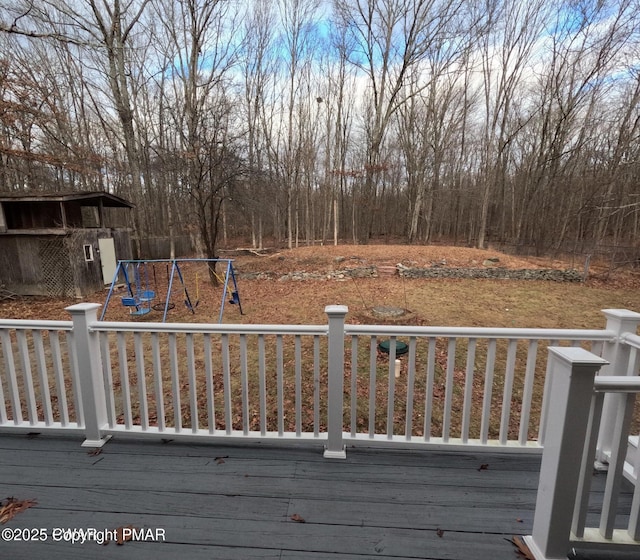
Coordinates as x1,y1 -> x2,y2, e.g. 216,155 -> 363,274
2,245 -> 639,440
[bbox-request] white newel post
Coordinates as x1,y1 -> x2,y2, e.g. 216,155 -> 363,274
524,347 -> 608,560
324,305 -> 347,459
66,303 -> 110,448
597,309 -> 640,464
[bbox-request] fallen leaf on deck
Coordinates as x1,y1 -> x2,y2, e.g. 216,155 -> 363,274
290,513 -> 305,523
0,497 -> 38,524
215,455 -> 229,464
103,525 -> 135,545
510,536 -> 535,559
516,518 -> 523,523
87,448 -> 102,456
477,463 -> 489,471
116,525 -> 135,545
436,528 -> 444,537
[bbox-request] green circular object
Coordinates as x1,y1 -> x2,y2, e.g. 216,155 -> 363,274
378,340 -> 409,355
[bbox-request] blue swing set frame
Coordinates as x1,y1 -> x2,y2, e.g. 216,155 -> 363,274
100,258 -> 242,323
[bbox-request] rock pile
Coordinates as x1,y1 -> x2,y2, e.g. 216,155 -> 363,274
238,265 -> 583,282
398,266 -> 583,282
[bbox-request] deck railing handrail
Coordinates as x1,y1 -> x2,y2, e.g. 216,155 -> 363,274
92,322 -> 616,340
621,332 -> 640,351
0,318 -> 619,342
345,324 -> 615,340
93,320 -> 328,336
594,375 -> 640,392
0,319 -> 73,331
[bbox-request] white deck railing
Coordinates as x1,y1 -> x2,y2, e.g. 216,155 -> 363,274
341,323 -> 612,452
94,320 -> 328,442
0,318 -> 82,433
525,346 -> 640,559
1,304 -> 637,457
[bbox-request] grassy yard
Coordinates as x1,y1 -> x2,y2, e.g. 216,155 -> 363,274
1,245 -> 639,441
2,244 -> 639,329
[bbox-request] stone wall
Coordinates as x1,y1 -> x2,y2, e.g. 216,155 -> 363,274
239,266 -> 583,282
398,266 -> 583,282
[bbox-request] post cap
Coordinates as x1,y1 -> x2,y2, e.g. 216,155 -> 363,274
548,346 -> 609,367
65,303 -> 102,314
602,309 -> 640,321
325,305 -> 348,316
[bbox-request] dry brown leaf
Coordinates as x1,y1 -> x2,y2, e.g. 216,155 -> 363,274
87,448 -> 102,456
436,528 -> 444,538
116,525 -> 135,545
0,497 -> 38,524
103,525 -> 135,545
511,536 -> 535,560
477,463 -> 489,471
290,513 -> 305,523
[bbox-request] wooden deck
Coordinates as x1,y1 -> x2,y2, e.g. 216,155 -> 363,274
0,434 -> 636,560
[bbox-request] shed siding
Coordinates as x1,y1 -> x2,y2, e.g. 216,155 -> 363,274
0,229 -> 132,297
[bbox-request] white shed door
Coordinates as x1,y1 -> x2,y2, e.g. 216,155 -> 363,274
98,238 -> 117,285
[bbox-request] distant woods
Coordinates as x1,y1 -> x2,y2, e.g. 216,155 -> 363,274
1,0 -> 639,259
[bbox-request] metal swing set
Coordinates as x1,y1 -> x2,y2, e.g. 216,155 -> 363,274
100,259 -> 243,323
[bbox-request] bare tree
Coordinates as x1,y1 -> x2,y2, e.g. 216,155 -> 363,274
513,0 -> 638,253
334,0 -> 465,243
1,0 -> 152,253
475,0 -> 548,249
274,0 -> 321,248
318,22 -> 356,246
240,1 -> 278,250
153,0 -> 240,279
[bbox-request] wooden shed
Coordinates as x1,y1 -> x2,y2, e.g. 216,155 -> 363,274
0,191 -> 134,297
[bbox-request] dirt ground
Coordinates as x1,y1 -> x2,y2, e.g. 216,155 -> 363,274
1,244 -> 639,327
232,244 -> 568,274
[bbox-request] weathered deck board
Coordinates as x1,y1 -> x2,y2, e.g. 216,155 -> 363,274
0,434 -> 634,559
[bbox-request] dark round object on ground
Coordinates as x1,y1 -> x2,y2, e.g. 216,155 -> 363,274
152,302 -> 175,311
378,340 -> 409,355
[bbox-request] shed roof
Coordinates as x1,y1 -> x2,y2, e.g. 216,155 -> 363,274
0,191 -> 134,208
